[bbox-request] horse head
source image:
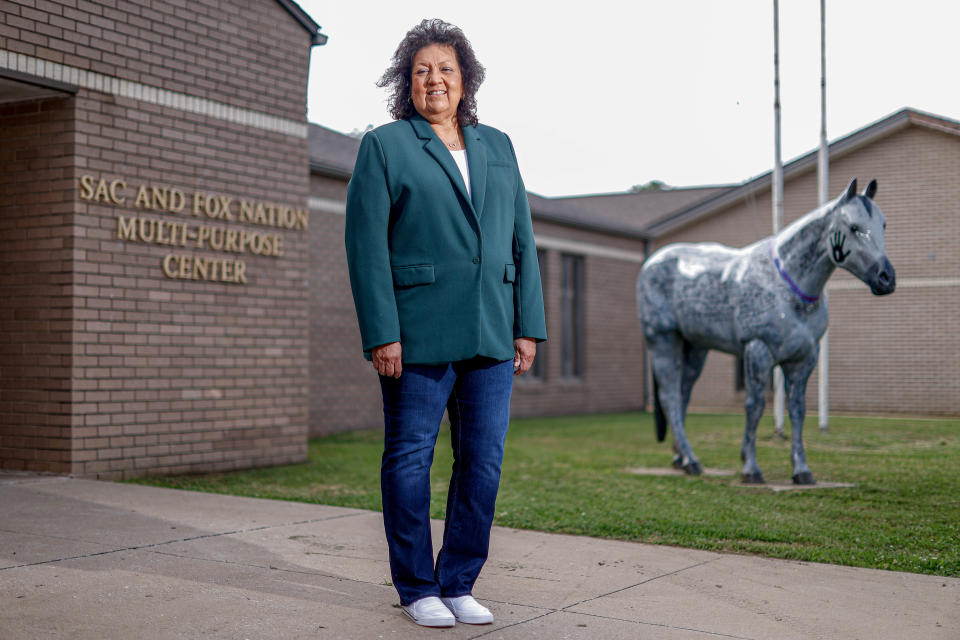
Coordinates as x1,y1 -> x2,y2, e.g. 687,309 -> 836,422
826,178 -> 896,295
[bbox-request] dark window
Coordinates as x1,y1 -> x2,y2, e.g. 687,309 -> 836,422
561,254 -> 584,378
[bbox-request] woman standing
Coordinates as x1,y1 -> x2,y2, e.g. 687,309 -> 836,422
345,19 -> 546,628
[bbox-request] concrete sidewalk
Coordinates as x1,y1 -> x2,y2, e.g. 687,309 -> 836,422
1,474 -> 957,639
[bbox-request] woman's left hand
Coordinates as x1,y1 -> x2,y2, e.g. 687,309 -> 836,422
513,338 -> 537,376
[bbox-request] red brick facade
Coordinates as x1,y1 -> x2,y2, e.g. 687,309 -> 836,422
1,0 -> 310,119
511,220 -> 647,418
1,0 -> 321,477
307,173 -> 383,435
0,97 -> 77,473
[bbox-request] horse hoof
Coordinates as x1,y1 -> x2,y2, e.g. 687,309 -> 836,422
741,472 -> 765,484
793,472 -> 816,485
683,461 -> 703,475
671,455 -> 684,470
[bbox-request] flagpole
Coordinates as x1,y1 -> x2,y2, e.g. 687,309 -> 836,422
772,0 -> 786,436
817,0 -> 830,432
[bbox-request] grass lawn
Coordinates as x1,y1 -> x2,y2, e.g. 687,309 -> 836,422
128,412 -> 960,577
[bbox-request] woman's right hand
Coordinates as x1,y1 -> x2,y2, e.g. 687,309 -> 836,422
372,342 -> 402,378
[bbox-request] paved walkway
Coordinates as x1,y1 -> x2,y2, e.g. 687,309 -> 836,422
1,473 -> 957,639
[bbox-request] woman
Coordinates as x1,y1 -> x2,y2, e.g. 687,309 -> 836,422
344,19 -> 546,628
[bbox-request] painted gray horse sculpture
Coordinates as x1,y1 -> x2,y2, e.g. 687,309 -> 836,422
637,178 -> 895,484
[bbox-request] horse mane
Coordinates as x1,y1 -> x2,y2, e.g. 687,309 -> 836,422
774,197 -> 836,245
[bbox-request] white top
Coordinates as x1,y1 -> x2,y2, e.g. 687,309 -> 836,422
449,148 -> 471,198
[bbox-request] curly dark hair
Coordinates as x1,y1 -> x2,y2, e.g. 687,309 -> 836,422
377,19 -> 486,127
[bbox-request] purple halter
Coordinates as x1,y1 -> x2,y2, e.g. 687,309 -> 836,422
768,240 -> 820,304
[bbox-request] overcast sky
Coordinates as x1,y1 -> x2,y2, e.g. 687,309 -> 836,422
299,1 -> 960,197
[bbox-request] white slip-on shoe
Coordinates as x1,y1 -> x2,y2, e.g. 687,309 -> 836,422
440,595 -> 494,624
401,596 -> 456,627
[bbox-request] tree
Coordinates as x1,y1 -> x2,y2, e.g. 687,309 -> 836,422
348,124 -> 374,139
629,180 -> 668,192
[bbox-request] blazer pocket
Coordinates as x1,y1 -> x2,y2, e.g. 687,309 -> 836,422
504,263 -> 516,283
392,264 -> 435,288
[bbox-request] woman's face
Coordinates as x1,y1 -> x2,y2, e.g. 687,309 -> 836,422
410,44 -> 462,124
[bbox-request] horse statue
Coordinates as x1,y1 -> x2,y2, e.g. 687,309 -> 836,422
637,178 -> 895,484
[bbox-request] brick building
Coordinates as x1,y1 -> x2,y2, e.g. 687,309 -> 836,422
3,2 -> 957,479
1,0 -> 326,477
642,109 -> 960,416
308,108 -> 960,437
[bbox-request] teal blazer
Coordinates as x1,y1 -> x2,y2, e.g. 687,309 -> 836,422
345,114 -> 547,364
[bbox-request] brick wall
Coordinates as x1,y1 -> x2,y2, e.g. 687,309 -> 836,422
815,125 -> 960,415
512,220 -> 647,417
68,93 -> 310,479
1,0 -> 316,477
1,0 -> 309,120
653,124 -> 960,416
0,97 -> 77,473
308,174 -> 382,435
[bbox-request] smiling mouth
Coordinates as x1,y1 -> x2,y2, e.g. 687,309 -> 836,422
428,90 -> 446,96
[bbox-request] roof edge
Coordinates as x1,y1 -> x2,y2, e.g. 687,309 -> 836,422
275,0 -> 328,46
528,208 -> 651,240
0,68 -> 78,95
547,183 -> 736,201
309,161 -> 353,180
643,107 -> 947,237
304,156 -> 654,238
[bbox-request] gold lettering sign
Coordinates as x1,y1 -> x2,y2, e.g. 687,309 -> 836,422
162,253 -> 248,284
81,174 -> 307,284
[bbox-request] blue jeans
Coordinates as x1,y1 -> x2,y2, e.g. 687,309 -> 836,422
378,357 -> 514,605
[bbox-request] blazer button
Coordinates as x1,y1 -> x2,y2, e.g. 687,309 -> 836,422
472,257 -> 480,264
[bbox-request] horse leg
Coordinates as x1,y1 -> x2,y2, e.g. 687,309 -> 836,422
782,352 -> 819,485
648,333 -> 702,475
676,344 -> 709,474
741,340 -> 774,483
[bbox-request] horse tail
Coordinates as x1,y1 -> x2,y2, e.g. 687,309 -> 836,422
652,373 -> 667,442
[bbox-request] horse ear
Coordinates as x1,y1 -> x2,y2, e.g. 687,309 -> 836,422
864,179 -> 878,200
841,178 -> 858,203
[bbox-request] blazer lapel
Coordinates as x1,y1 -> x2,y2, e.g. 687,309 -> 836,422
409,115 -> 476,217
463,125 -> 487,217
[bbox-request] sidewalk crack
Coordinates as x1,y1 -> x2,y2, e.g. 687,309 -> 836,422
565,557 -> 718,609
470,558 -> 730,639
0,511 -> 369,572
560,609 -> 759,639
146,547 -> 386,589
